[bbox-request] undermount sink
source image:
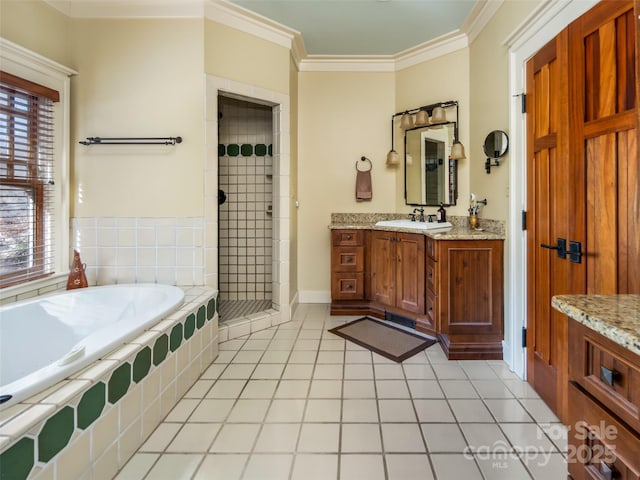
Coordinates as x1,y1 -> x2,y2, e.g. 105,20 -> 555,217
374,219 -> 453,230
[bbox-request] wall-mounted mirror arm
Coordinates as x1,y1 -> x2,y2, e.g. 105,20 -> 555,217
483,130 -> 509,174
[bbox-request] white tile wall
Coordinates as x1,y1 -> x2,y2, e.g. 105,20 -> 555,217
71,217 -> 205,286
218,99 -> 273,301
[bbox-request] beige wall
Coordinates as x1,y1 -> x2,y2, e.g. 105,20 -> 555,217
469,1 -> 540,222
204,20 -> 290,95
297,71 -> 395,294
70,19 -> 205,217
0,0 -> 71,66
289,56 -> 299,303
396,48 -> 471,217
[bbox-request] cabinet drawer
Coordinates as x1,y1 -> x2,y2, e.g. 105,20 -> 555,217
426,237 -> 437,260
332,229 -> 364,246
331,272 -> 364,300
568,382 -> 640,480
332,247 -> 364,272
569,320 -> 640,432
426,258 -> 436,292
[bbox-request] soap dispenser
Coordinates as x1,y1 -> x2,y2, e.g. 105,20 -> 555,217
436,203 -> 447,223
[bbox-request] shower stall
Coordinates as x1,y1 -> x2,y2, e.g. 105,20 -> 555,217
217,95 -> 274,323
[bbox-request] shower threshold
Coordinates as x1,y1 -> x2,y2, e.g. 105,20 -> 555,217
218,299 -> 273,324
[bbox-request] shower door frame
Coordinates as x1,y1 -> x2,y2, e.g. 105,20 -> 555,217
205,75 -> 292,324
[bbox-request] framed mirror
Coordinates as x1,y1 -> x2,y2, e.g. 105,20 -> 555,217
404,122 -> 458,206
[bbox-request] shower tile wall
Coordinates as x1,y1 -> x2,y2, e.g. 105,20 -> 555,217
218,100 -> 273,302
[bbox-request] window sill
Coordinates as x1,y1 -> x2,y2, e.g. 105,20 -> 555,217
0,272 -> 69,304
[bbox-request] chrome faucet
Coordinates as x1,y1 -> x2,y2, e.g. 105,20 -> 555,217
412,207 -> 425,222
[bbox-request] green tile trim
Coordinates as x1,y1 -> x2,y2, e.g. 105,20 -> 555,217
108,363 -> 131,404
207,298 -> 215,320
170,323 -> 183,352
153,334 -> 169,366
38,406 -> 74,462
184,313 -> 196,340
227,144 -> 239,157
240,144 -> 253,156
77,382 -> 106,429
196,306 -> 206,329
255,143 -> 267,156
220,143 -> 273,157
0,437 -> 34,480
133,347 -> 152,383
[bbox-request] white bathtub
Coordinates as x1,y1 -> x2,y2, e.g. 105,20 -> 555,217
0,284 -> 184,409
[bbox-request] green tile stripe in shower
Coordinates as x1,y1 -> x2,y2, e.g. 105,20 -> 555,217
218,143 -> 272,157
0,295 -> 216,480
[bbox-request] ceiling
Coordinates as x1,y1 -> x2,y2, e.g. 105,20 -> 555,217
228,0 -> 477,56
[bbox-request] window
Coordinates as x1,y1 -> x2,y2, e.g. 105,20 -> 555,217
0,72 -> 59,287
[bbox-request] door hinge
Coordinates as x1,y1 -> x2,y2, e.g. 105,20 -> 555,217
521,327 -> 527,348
514,93 -> 527,113
521,210 -> 527,231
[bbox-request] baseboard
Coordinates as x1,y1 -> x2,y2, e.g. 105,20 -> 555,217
298,290 -> 331,303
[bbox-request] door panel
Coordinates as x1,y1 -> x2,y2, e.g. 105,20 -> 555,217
395,234 -> 425,314
526,30 -> 571,422
369,231 -> 395,307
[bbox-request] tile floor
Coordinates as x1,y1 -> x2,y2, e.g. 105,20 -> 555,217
115,304 -> 569,480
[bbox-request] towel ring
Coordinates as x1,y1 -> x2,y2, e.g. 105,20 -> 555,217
356,156 -> 372,172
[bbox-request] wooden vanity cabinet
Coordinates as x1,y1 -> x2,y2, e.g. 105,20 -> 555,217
330,228 -> 504,359
330,229 -> 365,301
367,230 -> 425,315
430,239 -> 504,360
567,320 -> 640,480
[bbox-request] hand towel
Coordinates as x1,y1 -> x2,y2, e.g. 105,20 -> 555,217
356,169 -> 372,201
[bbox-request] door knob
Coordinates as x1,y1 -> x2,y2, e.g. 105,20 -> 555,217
540,238 -> 567,259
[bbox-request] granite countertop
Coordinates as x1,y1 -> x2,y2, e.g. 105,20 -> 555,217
552,294 -> 640,355
329,213 -> 505,240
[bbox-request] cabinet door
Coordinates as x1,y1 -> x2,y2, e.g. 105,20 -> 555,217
369,230 -> 396,307
395,233 -> 425,314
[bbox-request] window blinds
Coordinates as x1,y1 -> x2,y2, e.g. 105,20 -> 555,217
0,71 -> 58,287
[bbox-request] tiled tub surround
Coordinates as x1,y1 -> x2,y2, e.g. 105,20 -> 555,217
218,98 -> 274,303
330,213 -> 506,238
71,217 -> 205,287
0,287 -> 218,480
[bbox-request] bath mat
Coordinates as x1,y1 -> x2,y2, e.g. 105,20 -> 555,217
328,317 -> 437,362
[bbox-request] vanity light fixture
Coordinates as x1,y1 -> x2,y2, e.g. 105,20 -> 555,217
430,106 -> 447,124
387,100 -> 466,167
400,112 -> 414,129
415,109 -> 430,126
386,116 -> 400,166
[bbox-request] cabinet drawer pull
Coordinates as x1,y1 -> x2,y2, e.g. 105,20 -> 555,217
600,365 -> 620,387
345,234 -> 352,240
345,256 -> 352,263
599,461 -> 618,480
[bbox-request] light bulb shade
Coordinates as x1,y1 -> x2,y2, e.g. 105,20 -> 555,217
450,142 -> 466,160
386,149 -> 400,166
414,109 -> 429,126
400,113 -> 414,129
431,106 -> 447,124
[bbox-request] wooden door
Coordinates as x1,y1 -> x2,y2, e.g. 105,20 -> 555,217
395,233 -> 425,314
526,30 -> 572,422
569,0 -> 639,294
526,0 -> 638,423
369,230 -> 396,307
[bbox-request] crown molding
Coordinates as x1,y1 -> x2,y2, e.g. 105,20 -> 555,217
205,0 -> 302,52
42,0 -> 502,72
463,0 -> 504,44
